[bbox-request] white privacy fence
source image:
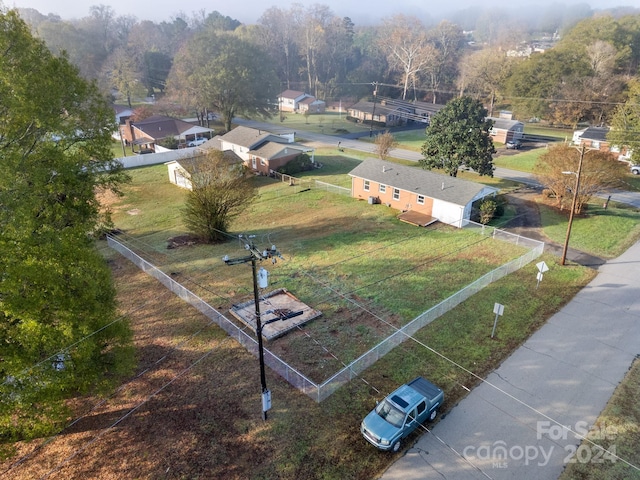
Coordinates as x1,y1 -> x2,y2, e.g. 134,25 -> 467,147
108,226 -> 544,402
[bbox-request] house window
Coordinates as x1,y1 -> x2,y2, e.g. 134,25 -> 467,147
252,157 -> 257,169
592,141 -> 600,149
379,184 -> 386,193
260,158 -> 266,166
417,195 -> 425,205
364,180 -> 370,191
393,188 -> 400,200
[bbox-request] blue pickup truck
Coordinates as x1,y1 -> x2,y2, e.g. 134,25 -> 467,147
361,377 -> 444,452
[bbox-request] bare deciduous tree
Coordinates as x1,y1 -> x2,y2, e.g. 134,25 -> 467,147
378,15 -> 430,100
374,131 -> 399,160
536,144 -> 626,213
457,49 -> 514,116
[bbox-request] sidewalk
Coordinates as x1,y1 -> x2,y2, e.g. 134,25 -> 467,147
380,239 -> 640,479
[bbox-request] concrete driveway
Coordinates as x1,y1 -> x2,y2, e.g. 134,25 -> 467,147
379,240 -> 640,479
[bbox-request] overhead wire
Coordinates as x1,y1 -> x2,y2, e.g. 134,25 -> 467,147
1,303 -> 220,477
17,226 -> 640,476
17,117 -> 637,475
37,340 -> 221,480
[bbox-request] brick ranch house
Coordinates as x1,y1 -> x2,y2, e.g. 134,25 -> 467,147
488,117 -> 524,144
572,126 -> 632,161
347,99 -> 445,127
121,115 -> 214,152
215,126 -> 315,175
349,158 -> 498,228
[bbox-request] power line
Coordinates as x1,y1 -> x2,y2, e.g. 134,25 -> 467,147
1,305 -> 219,476
18,174 -> 632,475
37,340 -> 222,480
14,240 -> 639,477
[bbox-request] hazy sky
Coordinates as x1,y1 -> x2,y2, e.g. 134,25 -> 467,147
5,0 -> 639,24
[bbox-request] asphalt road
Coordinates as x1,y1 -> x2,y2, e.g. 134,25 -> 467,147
379,238 -> 640,479
233,118 -> 640,208
234,119 -> 640,478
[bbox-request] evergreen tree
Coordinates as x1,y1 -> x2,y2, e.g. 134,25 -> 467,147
420,96 -> 495,177
609,79 -> 640,165
0,10 -> 133,440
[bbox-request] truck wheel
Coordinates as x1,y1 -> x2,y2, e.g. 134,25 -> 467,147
429,409 -> 438,421
392,440 -> 401,453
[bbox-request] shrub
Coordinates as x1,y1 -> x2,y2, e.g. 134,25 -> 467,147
478,198 -> 498,224
277,153 -> 314,175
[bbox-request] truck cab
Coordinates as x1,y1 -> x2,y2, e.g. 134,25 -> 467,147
361,377 -> 443,452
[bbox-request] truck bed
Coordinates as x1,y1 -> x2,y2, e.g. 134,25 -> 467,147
408,377 -> 443,402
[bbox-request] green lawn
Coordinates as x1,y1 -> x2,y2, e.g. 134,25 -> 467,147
111,139 -> 132,158
540,199 -> 640,258
265,110 -> 373,136
109,162 -> 533,382
524,123 -> 574,140
390,129 -> 427,152
621,172 -> 640,192
96,162 -> 600,479
492,147 -> 548,172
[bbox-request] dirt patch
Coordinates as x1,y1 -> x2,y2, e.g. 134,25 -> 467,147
166,234 -> 201,249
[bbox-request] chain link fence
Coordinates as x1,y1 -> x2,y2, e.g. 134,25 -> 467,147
316,233 -> 544,401
107,236 -> 320,399
108,221 -> 544,403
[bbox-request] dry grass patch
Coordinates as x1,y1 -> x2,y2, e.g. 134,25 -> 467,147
1,253 -> 594,480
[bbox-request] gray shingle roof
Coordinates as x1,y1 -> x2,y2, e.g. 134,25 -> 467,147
349,158 -> 496,206
133,115 -> 197,138
581,126 -> 609,142
220,125 -> 272,148
174,151 -> 242,174
220,125 -> 290,149
249,142 -> 306,159
488,117 -> 524,130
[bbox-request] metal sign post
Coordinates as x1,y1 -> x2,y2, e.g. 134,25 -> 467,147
536,261 -> 549,289
492,303 -> 505,339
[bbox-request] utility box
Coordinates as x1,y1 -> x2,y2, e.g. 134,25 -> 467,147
262,390 -> 272,412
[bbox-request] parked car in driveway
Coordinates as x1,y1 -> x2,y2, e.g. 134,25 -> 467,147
506,140 -> 522,149
188,137 -> 207,147
631,164 -> 640,175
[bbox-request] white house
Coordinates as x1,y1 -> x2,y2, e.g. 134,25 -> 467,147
165,150 -> 244,190
278,90 -> 326,113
